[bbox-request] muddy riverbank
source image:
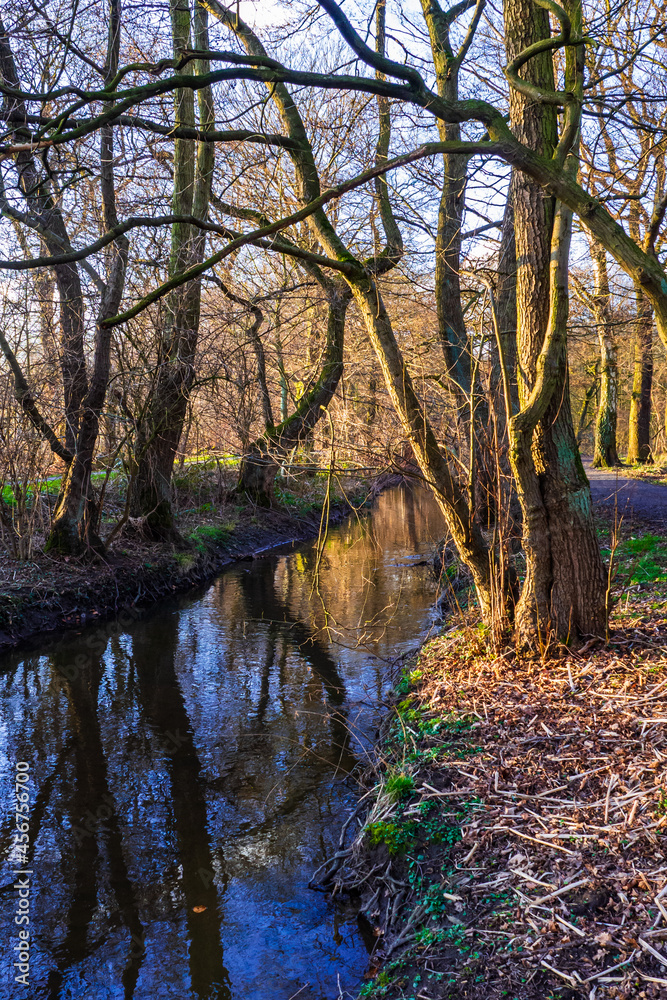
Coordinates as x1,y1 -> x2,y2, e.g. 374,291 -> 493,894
322,530 -> 667,1000
0,469 -> 389,655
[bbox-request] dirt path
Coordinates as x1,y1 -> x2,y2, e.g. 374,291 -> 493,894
586,461 -> 667,528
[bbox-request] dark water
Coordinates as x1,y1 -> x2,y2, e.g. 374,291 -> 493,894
0,485 -> 445,1000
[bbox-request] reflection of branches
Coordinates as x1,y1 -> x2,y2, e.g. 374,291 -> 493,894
238,563 -> 347,705
131,615 -> 230,1000
51,645 -> 145,998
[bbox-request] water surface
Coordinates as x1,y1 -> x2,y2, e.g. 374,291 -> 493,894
0,485 -> 445,1000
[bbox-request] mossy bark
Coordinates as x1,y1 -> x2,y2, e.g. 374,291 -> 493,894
131,1 -> 214,537
504,0 -> 606,646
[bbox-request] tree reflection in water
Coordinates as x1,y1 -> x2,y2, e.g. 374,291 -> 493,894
0,485 -> 445,1000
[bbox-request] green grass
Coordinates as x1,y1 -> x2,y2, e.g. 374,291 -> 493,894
601,532 -> 667,585
385,772 -> 415,802
187,523 -> 232,553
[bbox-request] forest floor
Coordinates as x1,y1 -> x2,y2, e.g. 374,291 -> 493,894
324,471 -> 667,1000
0,463 -> 377,655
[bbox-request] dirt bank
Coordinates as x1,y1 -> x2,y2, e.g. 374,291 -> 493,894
320,618 -> 667,1000
0,470 -> 380,656
318,514 -> 667,1000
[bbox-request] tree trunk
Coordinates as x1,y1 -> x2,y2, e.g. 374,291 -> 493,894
593,332 -> 619,467
207,0 -> 496,622
131,1 -> 214,536
627,290 -> 653,463
350,275 -> 494,616
505,0 -> 606,646
494,188 -> 519,414
237,281 -> 351,503
584,244 -> 621,467
0,19 -> 87,456
419,0 -> 502,523
574,363 -> 599,446
45,0 -> 128,556
419,0 -> 473,409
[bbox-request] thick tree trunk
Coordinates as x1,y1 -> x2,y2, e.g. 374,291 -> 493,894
508,200 -> 606,645
627,291 -> 653,463
541,375 -> 606,639
131,2 -> 214,536
505,0 -> 606,646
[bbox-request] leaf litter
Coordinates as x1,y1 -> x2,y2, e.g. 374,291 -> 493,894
317,609 -> 667,999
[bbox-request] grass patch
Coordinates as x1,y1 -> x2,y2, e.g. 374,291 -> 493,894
601,530 -> 667,585
187,523 -> 232,554
385,771 -> 415,802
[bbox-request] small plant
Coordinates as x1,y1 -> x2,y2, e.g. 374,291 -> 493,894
366,817 -> 418,854
174,552 -> 196,570
385,771 -> 415,801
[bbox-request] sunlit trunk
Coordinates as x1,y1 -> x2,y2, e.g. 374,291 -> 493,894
505,0 -> 606,646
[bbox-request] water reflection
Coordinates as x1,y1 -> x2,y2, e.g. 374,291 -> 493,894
0,485 -> 445,999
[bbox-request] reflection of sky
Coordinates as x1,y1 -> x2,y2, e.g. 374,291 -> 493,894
0,486 -> 445,1000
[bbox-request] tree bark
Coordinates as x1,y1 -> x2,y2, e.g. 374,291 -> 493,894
627,290 -> 653,463
574,365 -> 598,446
494,188 -> 519,414
420,0 -> 501,523
504,0 -> 606,646
0,18 -> 86,456
45,0 -> 128,555
131,1 -> 214,536
591,260 -> 620,468
350,275 -> 494,615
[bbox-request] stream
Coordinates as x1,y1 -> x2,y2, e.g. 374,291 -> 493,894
0,485 -> 446,1000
